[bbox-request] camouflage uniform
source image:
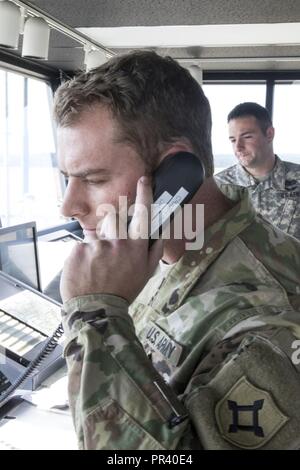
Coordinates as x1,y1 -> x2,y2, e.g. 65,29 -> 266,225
62,186 -> 300,450
215,156 -> 300,240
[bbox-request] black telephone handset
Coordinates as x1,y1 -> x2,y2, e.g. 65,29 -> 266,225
149,151 -> 205,247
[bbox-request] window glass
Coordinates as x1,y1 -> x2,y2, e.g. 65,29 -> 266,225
273,83 -> 300,164
202,84 -> 266,173
0,68 -> 65,229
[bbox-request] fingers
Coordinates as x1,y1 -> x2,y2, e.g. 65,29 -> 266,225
128,176 -> 153,241
96,209 -> 129,241
93,176 -> 153,243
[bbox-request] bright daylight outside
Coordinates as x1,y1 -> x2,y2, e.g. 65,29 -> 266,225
0,68 -> 65,229
1,75 -> 299,230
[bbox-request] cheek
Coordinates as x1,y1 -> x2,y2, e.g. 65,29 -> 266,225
121,178 -> 141,204
250,143 -> 259,152
126,189 -> 137,206
86,188 -> 114,215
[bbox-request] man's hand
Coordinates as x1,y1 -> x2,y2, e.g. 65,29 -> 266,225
60,176 -> 163,304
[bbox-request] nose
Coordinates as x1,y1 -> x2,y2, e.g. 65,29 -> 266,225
234,138 -> 244,153
60,177 -> 88,219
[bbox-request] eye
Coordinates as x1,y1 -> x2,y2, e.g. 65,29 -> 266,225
84,179 -> 107,186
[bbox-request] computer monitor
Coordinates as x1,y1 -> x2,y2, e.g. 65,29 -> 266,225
0,221 -> 41,292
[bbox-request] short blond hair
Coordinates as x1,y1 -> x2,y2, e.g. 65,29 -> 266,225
54,50 -> 214,176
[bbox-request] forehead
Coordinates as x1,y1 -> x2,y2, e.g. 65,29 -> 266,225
57,105 -> 119,146
57,105 -> 123,170
228,116 -> 261,134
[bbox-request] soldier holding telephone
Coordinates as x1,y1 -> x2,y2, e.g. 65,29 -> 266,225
55,51 -> 300,450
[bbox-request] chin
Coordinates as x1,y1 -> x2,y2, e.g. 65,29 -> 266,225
238,156 -> 255,168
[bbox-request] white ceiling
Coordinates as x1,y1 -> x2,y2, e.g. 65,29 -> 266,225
3,0 -> 300,72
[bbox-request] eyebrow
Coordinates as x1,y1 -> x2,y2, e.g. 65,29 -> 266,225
60,169 -> 110,178
229,130 -> 255,139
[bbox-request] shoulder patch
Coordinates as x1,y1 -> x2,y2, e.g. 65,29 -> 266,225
215,376 -> 289,449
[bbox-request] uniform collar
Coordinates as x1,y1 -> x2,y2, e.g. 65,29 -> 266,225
149,187 -> 256,314
236,155 -> 285,190
270,156 -> 286,190
235,163 -> 256,186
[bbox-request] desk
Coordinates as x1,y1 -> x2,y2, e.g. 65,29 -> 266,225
0,366 -> 77,450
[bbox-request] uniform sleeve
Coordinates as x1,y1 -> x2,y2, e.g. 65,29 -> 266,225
62,295 -> 300,450
61,294 -> 189,450
183,326 -> 300,449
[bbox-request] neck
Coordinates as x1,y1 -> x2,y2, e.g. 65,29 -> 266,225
162,177 -> 235,264
246,153 -> 276,178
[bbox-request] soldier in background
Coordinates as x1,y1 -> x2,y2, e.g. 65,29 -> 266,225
55,52 -> 300,450
215,102 -> 300,239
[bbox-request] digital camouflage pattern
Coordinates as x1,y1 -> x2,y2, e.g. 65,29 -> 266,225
62,186 -> 300,449
215,156 -> 300,240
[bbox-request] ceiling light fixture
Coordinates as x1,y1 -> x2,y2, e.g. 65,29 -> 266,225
22,16 -> 50,59
0,0 -> 114,68
0,0 -> 21,49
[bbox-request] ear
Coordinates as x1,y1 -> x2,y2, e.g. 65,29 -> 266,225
158,141 -> 194,165
266,126 -> 275,142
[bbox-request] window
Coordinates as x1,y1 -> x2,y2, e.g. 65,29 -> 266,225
0,68 -> 65,229
202,84 -> 266,174
273,83 -> 300,164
